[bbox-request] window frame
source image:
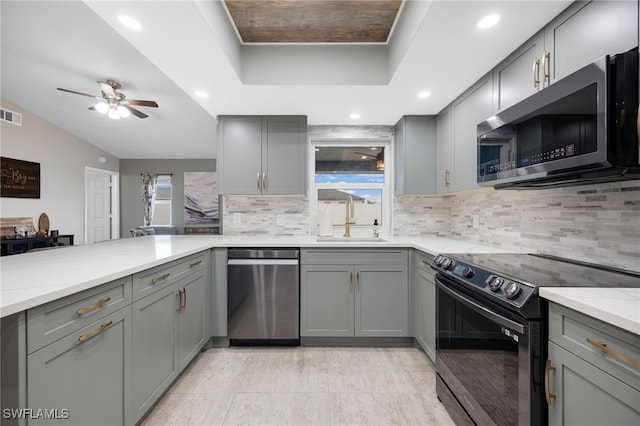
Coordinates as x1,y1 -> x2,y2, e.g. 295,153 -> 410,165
309,138 -> 392,237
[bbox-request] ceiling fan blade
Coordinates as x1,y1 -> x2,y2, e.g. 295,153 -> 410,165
57,87 -> 102,100
127,99 -> 159,108
123,105 -> 149,119
98,81 -> 117,98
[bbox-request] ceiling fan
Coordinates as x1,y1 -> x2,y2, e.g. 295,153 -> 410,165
57,80 -> 158,119
355,150 -> 385,171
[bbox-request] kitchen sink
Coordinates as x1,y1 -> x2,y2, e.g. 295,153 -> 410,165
315,236 -> 387,242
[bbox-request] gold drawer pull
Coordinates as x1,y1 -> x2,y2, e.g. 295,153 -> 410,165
532,57 -> 540,88
422,260 -> 431,265
190,260 -> 202,268
587,338 -> 640,368
544,358 -> 556,405
76,297 -> 111,316
152,273 -> 170,284
176,289 -> 184,312
78,321 -> 113,342
542,50 -> 550,84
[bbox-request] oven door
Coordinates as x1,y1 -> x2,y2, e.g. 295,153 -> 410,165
436,275 -> 543,426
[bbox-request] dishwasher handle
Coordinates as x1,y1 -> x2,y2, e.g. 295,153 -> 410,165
227,259 -> 299,266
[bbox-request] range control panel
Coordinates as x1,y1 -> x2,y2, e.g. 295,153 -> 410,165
431,254 -> 536,312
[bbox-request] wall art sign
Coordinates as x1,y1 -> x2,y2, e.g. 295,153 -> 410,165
1,157 -> 40,199
184,171 -> 219,224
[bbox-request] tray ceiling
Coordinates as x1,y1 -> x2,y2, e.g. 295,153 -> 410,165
224,0 -> 403,43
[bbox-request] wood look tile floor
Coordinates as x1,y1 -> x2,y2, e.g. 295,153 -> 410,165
141,347 -> 455,426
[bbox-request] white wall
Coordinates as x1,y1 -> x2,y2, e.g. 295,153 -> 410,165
0,98 -> 118,244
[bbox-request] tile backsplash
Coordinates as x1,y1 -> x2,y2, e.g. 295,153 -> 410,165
223,195 -> 310,237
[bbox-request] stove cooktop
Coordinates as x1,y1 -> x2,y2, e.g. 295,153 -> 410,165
431,253 -> 640,318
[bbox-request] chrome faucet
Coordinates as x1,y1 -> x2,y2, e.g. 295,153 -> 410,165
344,195 -> 356,237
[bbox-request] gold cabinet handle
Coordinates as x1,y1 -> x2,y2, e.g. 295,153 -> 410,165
587,338 -> 640,368
152,273 -> 170,284
542,50 -> 550,84
257,172 -> 261,189
422,260 -> 431,266
544,358 -> 556,405
356,272 -> 360,292
445,169 -> 450,187
78,321 -> 113,342
262,173 -> 267,190
349,272 -> 353,292
532,57 -> 540,88
182,287 -> 187,312
190,260 -> 202,268
176,289 -> 185,313
76,297 -> 111,316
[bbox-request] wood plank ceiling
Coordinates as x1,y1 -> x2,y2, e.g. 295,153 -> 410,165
224,0 -> 403,43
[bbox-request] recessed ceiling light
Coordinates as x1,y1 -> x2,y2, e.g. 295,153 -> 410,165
118,15 -> 142,30
195,90 -> 209,98
350,113 -> 361,120
478,14 -> 500,29
417,91 -> 431,99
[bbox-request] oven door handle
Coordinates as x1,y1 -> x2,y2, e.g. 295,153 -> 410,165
437,279 -> 527,335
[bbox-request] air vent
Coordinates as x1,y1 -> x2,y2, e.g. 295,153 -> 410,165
0,108 -> 23,126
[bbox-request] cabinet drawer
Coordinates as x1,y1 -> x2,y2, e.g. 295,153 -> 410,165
27,277 -> 132,354
549,303 -> 640,391
302,248 -> 408,265
416,251 -> 435,274
132,252 -> 207,301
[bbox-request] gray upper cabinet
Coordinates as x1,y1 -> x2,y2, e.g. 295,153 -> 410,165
545,0 -> 638,84
493,30 -> 546,112
394,115 -> 437,195
493,0 -> 638,113
435,106 -> 453,194
217,115 -> 307,195
450,73 -> 493,193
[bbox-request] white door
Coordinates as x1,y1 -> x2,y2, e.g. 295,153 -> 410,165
85,168 -> 116,244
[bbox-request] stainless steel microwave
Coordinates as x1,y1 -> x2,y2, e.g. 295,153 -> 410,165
477,47 -> 639,189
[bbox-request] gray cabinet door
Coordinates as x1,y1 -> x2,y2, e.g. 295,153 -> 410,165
262,116 -> 307,195
436,106 -> 453,194
177,272 -> 207,370
547,341 -> 640,426
394,115 -> 437,195
451,73 -> 493,192
416,259 -> 436,363
131,286 -> 179,421
493,30 -> 546,111
545,0 -> 638,84
218,116 -> 263,195
27,308 -> 131,426
300,265 -> 354,337
355,264 -> 409,337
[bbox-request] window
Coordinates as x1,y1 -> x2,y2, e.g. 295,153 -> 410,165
151,174 -> 172,225
312,143 -> 389,237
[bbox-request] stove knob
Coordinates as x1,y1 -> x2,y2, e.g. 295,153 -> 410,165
504,282 -> 522,299
441,257 -> 453,270
489,277 -> 504,291
434,255 -> 443,266
462,267 -> 475,278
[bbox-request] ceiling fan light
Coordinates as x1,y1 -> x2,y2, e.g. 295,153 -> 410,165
95,102 -> 109,114
117,105 -> 131,118
108,107 -> 120,120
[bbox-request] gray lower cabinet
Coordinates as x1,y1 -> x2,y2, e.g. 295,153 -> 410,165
547,303 -> 640,426
300,249 -> 409,338
27,307 -> 132,425
413,251 -> 435,363
132,269 -> 207,422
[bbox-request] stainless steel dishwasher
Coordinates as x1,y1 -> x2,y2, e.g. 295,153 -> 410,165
227,248 -> 300,345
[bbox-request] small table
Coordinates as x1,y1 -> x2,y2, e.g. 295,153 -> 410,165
1,234 -> 74,256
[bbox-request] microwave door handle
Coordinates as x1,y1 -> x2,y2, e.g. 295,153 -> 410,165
437,279 -> 526,334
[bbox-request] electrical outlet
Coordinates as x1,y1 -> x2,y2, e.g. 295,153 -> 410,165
472,215 -> 479,229
233,213 -> 241,224
277,215 -> 285,226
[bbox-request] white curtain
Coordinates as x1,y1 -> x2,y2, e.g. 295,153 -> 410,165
141,173 -> 157,226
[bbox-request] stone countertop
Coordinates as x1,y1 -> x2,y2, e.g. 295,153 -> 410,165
0,235 -> 505,318
540,287 -> 640,335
